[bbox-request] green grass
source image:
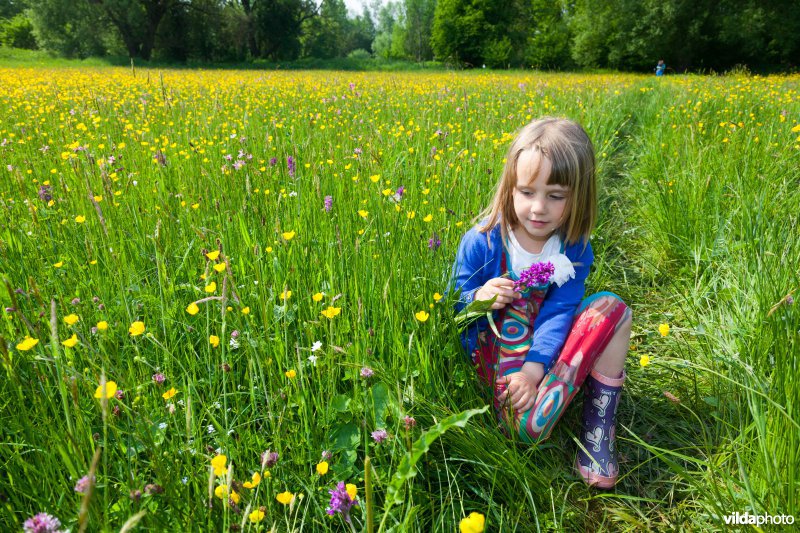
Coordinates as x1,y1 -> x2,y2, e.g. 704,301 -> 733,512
0,66 -> 798,531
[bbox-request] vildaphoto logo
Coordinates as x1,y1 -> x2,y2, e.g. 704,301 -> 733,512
723,512 -> 795,526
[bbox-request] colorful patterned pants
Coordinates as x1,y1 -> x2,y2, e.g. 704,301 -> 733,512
471,291 -> 630,443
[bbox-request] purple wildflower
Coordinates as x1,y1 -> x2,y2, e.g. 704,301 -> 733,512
115,389 -> 124,400
261,450 -> 279,468
324,195 -> 333,212
269,157 -> 277,166
38,185 -> 52,203
514,261 -> 555,292
371,429 -> 388,444
360,366 -> 374,379
287,156 -> 295,178
233,160 -> 244,171
224,154 -> 233,161
786,295 -> 794,305
326,482 -> 358,523
23,513 -> 62,533
321,450 -> 332,460
353,147 -> 362,155
428,233 -> 441,251
394,185 -> 405,201
403,416 -> 417,431
152,373 -> 165,384
71,297 -> 81,306
230,329 -> 240,339
74,474 -> 94,494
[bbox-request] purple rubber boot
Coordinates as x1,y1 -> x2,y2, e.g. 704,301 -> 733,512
575,369 -> 625,488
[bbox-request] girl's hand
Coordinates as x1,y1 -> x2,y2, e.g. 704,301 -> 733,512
475,278 -> 521,310
497,363 -> 545,413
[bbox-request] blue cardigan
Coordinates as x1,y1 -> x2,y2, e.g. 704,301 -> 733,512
449,224 -> 593,370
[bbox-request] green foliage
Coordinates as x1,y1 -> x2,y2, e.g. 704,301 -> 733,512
0,12 -> 36,49
25,0 -> 108,58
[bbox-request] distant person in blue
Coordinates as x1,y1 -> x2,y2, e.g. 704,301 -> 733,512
655,59 -> 666,76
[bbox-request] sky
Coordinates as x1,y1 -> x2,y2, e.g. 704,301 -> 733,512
343,0 -> 377,16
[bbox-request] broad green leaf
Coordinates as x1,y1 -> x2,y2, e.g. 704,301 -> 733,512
372,382 -> 390,427
385,406 -> 489,506
329,422 -> 360,451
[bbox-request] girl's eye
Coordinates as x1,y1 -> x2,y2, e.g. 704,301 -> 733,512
550,195 -> 565,200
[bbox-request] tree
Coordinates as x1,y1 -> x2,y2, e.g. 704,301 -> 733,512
253,0 -> 316,60
403,0 -> 435,61
85,0 -> 176,60
432,0 -> 518,67
26,0 -> 108,57
523,0 -> 572,69
302,0 -> 349,58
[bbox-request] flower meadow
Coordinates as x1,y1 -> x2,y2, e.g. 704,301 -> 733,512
1,66 -> 799,531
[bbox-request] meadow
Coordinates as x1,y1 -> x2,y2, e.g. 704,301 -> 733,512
0,66 -> 798,531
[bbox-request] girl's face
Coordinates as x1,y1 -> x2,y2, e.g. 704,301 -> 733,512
512,149 -> 570,251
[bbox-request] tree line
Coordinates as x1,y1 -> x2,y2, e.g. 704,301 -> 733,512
1,0 -> 798,71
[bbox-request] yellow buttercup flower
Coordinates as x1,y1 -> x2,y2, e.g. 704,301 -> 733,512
211,454 -> 228,476
249,509 -> 265,523
276,491 -> 294,505
162,387 -> 177,400
94,381 -> 118,399
312,292 -> 324,302
320,306 -> 341,319
206,250 -> 220,260
316,461 -> 329,475
358,210 -> 368,218
209,335 -> 220,348
415,310 -> 430,322
16,336 -> 39,351
61,333 -> 79,348
460,512 -> 485,533
241,306 -> 250,315
282,230 -> 296,241
423,214 -> 433,222
129,321 -> 145,336
75,215 -> 86,223
186,302 -> 199,315
213,263 -> 226,273
346,483 -> 357,500
53,261 -> 63,268
658,323 -> 670,337
205,281 -> 217,293
433,292 -> 443,302
280,290 -> 292,300
640,355 -> 651,367
96,320 -> 108,331
285,369 -> 297,379
64,314 -> 79,326
243,472 -> 261,489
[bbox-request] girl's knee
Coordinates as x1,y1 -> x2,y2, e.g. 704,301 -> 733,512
577,291 -> 630,315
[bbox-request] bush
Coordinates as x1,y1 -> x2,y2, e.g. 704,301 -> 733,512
0,14 -> 37,50
347,48 -> 371,60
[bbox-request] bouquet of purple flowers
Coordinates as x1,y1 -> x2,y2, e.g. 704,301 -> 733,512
513,261 -> 555,293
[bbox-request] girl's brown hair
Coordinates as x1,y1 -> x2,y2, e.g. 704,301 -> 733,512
477,117 -> 596,246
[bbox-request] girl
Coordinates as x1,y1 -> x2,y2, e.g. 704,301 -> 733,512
450,117 -> 632,488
